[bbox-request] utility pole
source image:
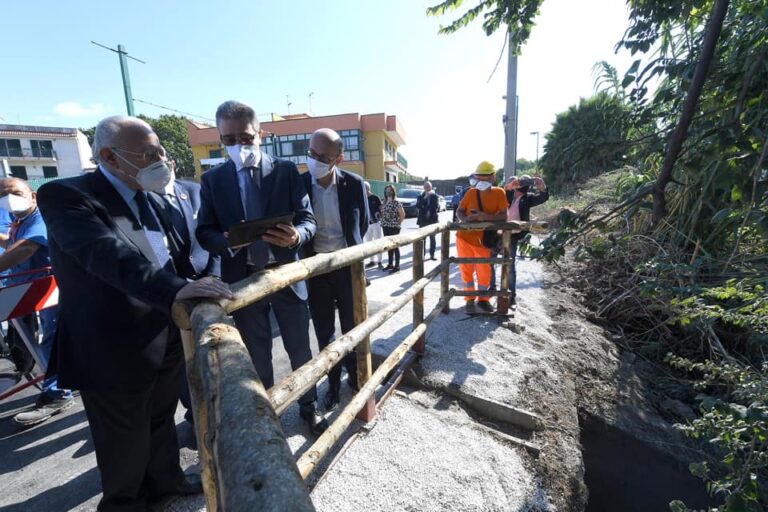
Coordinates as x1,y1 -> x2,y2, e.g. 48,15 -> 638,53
308,92 -> 314,115
503,30 -> 518,183
91,41 -> 145,116
530,131 -> 540,166
286,95 -> 292,114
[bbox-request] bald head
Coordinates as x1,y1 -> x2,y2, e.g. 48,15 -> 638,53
92,115 -> 163,190
309,129 -> 344,161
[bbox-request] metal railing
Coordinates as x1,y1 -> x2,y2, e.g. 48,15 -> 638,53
0,148 -> 57,159
172,220 -> 545,511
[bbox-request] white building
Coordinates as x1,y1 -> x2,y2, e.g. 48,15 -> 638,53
0,124 -> 94,180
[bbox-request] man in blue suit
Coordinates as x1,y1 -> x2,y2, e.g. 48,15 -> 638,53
196,100 -> 327,434
303,128 -> 369,410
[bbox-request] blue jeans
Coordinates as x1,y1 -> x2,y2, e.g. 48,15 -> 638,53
38,306 -> 71,400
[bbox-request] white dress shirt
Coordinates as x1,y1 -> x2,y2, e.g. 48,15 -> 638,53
311,171 -> 347,253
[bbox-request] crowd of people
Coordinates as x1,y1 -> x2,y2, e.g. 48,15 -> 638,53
0,99 -> 547,511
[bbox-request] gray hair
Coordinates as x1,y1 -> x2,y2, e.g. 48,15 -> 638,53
91,115 -> 147,164
215,100 -> 258,127
364,181 -> 371,191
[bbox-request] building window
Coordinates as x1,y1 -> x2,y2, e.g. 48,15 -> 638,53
42,166 -> 58,178
0,139 -> 22,157
261,136 -> 276,157
208,149 -> 222,158
384,139 -> 396,162
9,166 -> 27,179
30,140 -> 54,158
344,150 -> 361,161
277,135 -> 310,159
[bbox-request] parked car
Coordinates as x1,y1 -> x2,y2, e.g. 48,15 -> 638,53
397,188 -> 422,218
445,194 -> 455,210
437,195 -> 446,212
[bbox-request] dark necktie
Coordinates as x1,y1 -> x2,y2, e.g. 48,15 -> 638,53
239,166 -> 269,268
135,191 -> 174,271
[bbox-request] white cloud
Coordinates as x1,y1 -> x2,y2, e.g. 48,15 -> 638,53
53,101 -> 106,118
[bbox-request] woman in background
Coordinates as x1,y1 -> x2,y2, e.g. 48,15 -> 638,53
380,185 -> 405,273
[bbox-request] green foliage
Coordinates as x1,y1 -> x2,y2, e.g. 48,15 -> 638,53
426,0 -> 544,50
667,355 -> 768,511
137,114 -> 195,179
79,126 -> 96,146
539,93 -> 633,193
79,115 -> 196,178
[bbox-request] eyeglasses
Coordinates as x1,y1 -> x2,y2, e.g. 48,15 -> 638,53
220,132 -> 257,146
306,149 -> 337,165
111,146 -> 166,162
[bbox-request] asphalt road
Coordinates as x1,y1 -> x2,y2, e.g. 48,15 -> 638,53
0,210 -> 455,511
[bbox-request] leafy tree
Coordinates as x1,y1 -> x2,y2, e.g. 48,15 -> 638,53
80,115 -> 196,179
79,126 -> 95,146
138,114 -> 195,179
539,92 -> 632,193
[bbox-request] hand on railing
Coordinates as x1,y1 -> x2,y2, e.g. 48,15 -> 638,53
175,276 -> 235,301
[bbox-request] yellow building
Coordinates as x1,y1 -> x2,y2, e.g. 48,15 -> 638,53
186,112 -> 407,182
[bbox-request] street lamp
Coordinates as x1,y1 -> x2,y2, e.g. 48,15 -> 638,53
530,131 -> 540,167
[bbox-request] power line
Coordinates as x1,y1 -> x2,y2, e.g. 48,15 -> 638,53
132,98 -> 216,122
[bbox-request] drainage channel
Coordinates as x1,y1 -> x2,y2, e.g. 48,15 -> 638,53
579,412 -> 718,511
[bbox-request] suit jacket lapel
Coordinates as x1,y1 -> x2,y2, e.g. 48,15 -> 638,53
173,182 -> 195,243
91,170 -> 159,265
336,168 -> 349,238
260,152 -> 276,213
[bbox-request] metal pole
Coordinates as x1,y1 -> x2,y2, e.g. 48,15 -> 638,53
530,131 -> 540,166
503,30 -> 518,182
117,45 -> 135,116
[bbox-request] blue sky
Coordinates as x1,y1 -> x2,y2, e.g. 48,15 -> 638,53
1,0 -> 633,179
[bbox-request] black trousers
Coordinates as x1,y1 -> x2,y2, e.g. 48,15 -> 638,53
231,286 -> 317,411
382,226 -> 401,267
307,267 -> 358,393
80,333 -> 185,512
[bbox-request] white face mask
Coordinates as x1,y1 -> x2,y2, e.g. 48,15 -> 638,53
475,180 -> 492,191
0,193 -> 31,214
113,153 -> 173,191
307,157 -> 334,179
226,144 -> 260,169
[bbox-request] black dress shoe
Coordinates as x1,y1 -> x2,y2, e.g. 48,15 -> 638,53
388,266 -> 400,274
176,473 -> 204,496
300,409 -> 329,435
365,262 -> 376,269
324,390 -> 340,411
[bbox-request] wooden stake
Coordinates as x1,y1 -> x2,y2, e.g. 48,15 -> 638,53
497,231 -> 512,316
269,264 -> 444,416
182,301 -> 314,512
412,240 -> 425,354
296,293 -> 453,479
441,230 -> 451,314
351,260 -> 375,422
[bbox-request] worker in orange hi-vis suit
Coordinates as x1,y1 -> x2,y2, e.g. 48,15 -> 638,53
455,161 -> 509,314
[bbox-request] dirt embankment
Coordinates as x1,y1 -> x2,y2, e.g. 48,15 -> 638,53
514,258 -> 707,511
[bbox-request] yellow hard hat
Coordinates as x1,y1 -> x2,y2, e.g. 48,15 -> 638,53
474,161 -> 496,175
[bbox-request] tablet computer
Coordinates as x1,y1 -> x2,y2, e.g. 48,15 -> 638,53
227,212 -> 295,247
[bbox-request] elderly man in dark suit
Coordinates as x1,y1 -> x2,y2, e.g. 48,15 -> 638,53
196,100 -> 327,434
303,128 -> 369,410
37,115 -> 234,512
